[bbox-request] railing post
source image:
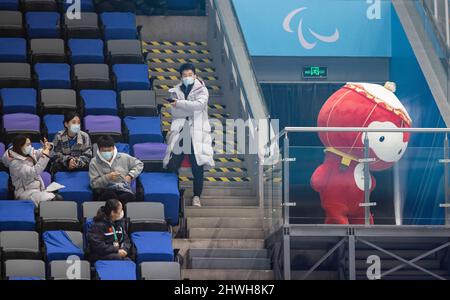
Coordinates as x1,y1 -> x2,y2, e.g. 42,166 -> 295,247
444,134 -> 450,225
283,133 -> 291,280
445,0 -> 450,47
363,133 -> 371,225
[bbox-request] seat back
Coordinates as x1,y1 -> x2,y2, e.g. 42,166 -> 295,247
5,259 -> 45,279
82,201 -> 105,220
50,260 -> 91,280
126,202 -> 168,232
0,231 -> 40,259
0,63 -> 31,88
39,201 -> 79,229
140,261 -> 181,280
40,89 -> 77,111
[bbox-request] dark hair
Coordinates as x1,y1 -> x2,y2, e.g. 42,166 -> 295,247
97,135 -> 115,149
94,198 -> 122,222
12,135 -> 29,157
179,63 -> 196,75
63,111 -> 80,126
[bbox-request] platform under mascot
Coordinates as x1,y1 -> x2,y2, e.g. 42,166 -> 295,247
310,82 -> 412,224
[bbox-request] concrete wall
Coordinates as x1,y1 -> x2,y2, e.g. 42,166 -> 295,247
137,16 -> 208,42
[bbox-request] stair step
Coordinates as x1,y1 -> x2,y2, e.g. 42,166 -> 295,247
185,196 -> 257,207
146,51 -> 212,59
189,248 -> 268,259
183,186 -> 255,197
149,70 -> 218,78
189,228 -> 264,239
147,61 -> 215,69
143,40 -> 208,50
181,269 -> 274,280
160,103 -> 226,111
174,238 -> 266,250
190,257 -> 271,270
187,217 -> 263,228
185,206 -> 261,218
180,171 -> 249,178
153,79 -> 221,88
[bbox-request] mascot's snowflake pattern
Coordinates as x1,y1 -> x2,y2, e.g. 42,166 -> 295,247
311,82 -> 412,224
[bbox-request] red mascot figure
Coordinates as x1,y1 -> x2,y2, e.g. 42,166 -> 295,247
311,82 -> 412,224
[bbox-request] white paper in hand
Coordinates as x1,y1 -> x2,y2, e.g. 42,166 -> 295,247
45,182 -> 66,192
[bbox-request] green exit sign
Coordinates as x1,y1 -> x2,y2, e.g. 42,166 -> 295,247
302,66 -> 328,79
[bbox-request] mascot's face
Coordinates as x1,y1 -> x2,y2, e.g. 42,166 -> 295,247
317,82 -> 412,171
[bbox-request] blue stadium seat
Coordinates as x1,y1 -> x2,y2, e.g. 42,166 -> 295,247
124,116 -> 163,147
95,260 -> 136,280
112,64 -> 150,91
115,143 -> 129,154
139,172 -> 180,226
1,88 -> 37,114
68,39 -> 104,64
26,12 -> 60,38
55,172 -> 92,206
0,171 -> 8,199
100,12 -> 138,40
0,38 -> 27,62
43,114 -> 64,141
131,231 -> 174,264
0,200 -> 36,231
0,0 -> 19,10
43,231 -> 84,262
34,63 -> 71,89
80,89 -> 118,115
166,0 -> 198,10
63,0 -> 94,12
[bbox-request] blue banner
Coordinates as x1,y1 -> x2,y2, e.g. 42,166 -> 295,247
232,0 -> 392,57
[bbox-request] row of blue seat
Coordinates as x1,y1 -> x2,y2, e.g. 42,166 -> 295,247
0,0 -> 95,12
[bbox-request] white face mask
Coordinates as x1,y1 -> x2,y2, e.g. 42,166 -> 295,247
70,124 -> 80,134
182,76 -> 195,87
22,145 -> 33,156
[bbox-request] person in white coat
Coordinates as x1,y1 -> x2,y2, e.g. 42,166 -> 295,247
163,63 -> 214,207
2,135 -> 63,205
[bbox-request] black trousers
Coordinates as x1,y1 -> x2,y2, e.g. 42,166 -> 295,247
167,144 -> 204,197
98,189 -> 136,205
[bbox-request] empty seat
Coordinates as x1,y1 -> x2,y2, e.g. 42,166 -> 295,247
101,12 -> 138,40
133,143 -> 167,171
40,89 -> 77,114
139,172 -> 180,226
0,63 -> 32,88
140,261 -> 181,280
80,89 -> 118,115
120,90 -> 157,116
132,232 -> 174,264
95,260 -> 136,280
35,63 -> 71,89
124,116 -> 163,147
0,38 -> 27,62
43,230 -> 84,262
126,202 -> 168,233
0,231 -> 40,260
68,39 -> 104,64
112,64 -> 150,91
0,200 -> 36,231
5,259 -> 45,280
82,201 -> 105,220
24,0 -> 57,11
84,115 -> 122,141
64,12 -> 99,39
30,38 -> 66,63
0,11 -> 24,37
2,113 -> 41,142
107,40 -> 143,64
54,172 -> 92,206
63,0 -> 93,12
1,88 -> 37,114
50,260 -> 91,280
73,64 -> 111,90
0,0 -> 19,10
39,201 -> 80,231
26,12 -> 60,38
0,171 -> 8,198
43,114 -> 64,141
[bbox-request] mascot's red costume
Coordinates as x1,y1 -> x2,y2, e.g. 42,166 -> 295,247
311,82 -> 412,224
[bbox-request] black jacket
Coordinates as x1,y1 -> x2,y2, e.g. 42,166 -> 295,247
87,216 -> 132,261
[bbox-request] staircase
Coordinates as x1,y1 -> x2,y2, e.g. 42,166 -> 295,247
143,40 -> 273,280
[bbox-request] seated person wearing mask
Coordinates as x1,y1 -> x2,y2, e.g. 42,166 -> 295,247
89,135 -> 143,204
2,135 -> 63,205
87,197 -> 132,262
51,111 -> 92,173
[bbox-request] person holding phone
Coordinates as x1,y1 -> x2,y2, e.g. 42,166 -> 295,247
87,198 -> 132,262
1,134 -> 63,205
163,63 -> 215,207
89,135 -> 143,205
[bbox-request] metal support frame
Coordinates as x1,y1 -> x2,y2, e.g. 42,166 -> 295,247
282,134 -> 291,280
